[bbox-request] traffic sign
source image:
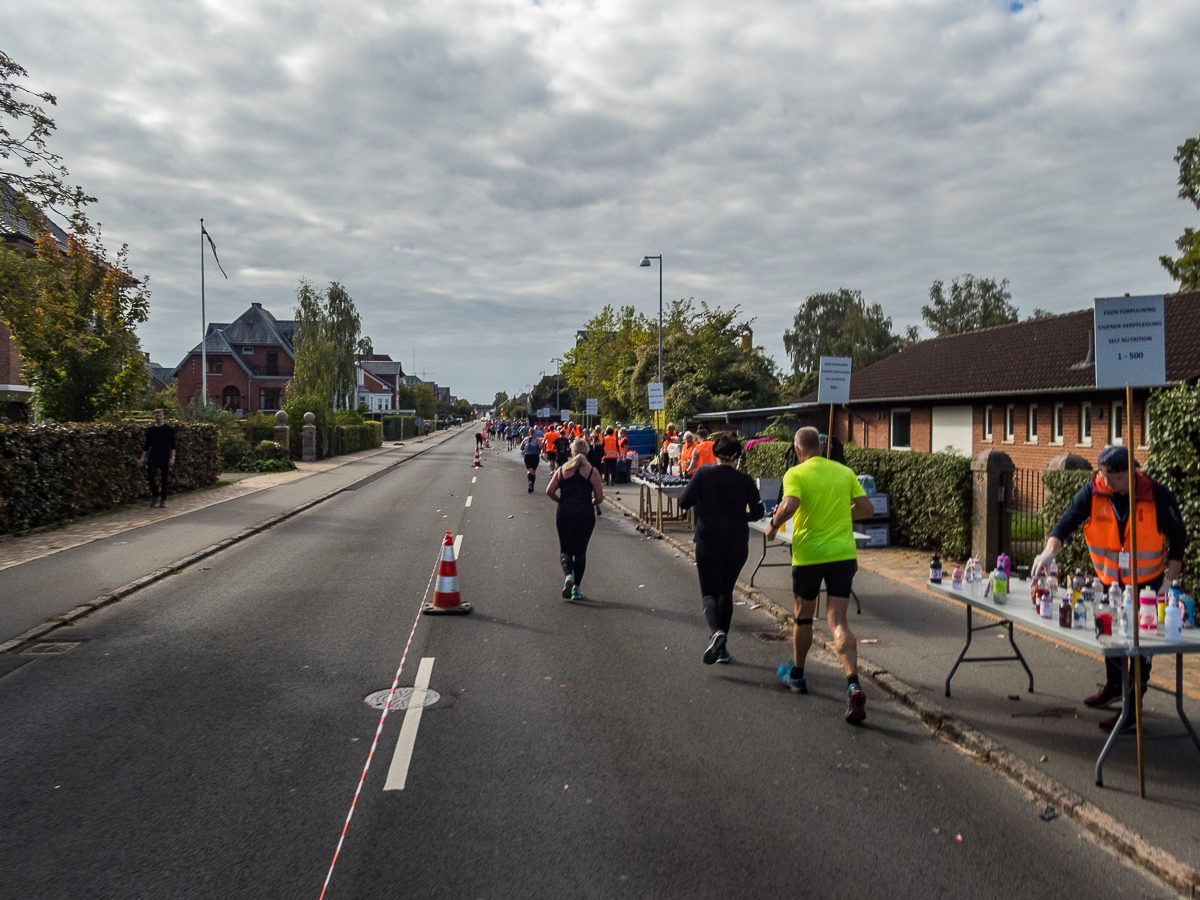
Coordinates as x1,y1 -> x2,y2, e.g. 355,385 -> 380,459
1094,295 -> 1167,389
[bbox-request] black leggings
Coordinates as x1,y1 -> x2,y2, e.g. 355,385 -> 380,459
696,542 -> 749,633
602,458 -> 617,484
556,507 -> 596,587
147,459 -> 170,500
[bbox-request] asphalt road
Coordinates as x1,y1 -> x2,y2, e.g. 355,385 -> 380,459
0,429 -> 1173,898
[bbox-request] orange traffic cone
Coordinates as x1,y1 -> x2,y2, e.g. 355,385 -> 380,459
472,448 -> 482,467
422,531 -> 472,615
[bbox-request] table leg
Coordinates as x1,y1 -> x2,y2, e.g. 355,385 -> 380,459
1096,660 -> 1131,787
945,607 -> 1031,698
1176,654 -> 1200,753
946,607 -> 976,697
1007,621 -> 1035,693
750,532 -> 769,587
852,589 -> 861,615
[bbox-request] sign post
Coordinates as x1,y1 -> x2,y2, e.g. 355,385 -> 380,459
817,357 -> 852,458
1094,294 -> 1166,799
561,409 -> 570,423
586,398 -> 598,430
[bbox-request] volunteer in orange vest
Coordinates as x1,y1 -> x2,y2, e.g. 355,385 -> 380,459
602,426 -> 619,486
680,431 -> 698,476
543,425 -> 561,472
1034,445 -> 1186,732
692,428 -> 717,470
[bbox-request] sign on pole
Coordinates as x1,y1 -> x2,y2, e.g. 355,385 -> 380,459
586,398 -> 598,415
1094,295 -> 1167,389
561,409 -> 570,422
647,382 -> 665,411
817,357 -> 852,404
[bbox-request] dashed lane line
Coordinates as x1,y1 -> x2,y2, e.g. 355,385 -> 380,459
383,657 -> 435,791
464,495 -> 472,507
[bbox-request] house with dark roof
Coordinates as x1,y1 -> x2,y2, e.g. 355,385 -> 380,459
357,356 -> 405,412
173,303 -> 297,415
698,289 -> 1200,470
143,355 -> 175,393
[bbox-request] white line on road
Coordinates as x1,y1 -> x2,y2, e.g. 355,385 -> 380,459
464,496 -> 472,508
471,476 -> 477,484
384,657 -> 435,791
453,534 -> 463,559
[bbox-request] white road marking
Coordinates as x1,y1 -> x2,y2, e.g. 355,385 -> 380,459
464,496 -> 472,507
453,534 -> 463,559
471,476 -> 477,484
384,657 -> 435,791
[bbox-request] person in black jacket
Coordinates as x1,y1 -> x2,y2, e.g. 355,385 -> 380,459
140,409 -> 176,508
678,433 -> 764,664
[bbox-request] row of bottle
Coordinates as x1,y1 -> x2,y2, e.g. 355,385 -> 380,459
937,552 -> 1195,641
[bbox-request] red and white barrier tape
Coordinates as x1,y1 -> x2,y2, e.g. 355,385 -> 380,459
318,539 -> 445,900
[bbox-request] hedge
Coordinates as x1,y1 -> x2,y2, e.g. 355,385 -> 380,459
1043,470 -> 1092,577
1145,383 -> 1200,586
0,422 -> 221,534
741,441 -> 973,557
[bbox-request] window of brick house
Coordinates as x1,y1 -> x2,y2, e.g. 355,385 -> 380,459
1052,403 -> 1064,444
984,405 -> 993,441
1080,402 -> 1092,445
890,409 -> 911,450
1142,402 -> 1152,447
1027,403 -> 1038,443
207,359 -> 222,375
1004,404 -> 1015,442
243,346 -> 253,355
1111,399 -> 1124,445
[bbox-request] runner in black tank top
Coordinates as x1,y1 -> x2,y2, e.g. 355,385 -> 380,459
546,439 -> 604,600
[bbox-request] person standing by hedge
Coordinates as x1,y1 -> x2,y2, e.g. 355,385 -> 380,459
140,408 -> 176,508
766,427 -> 875,722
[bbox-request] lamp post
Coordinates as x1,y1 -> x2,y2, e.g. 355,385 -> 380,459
639,256 -> 663,390
551,358 -> 561,416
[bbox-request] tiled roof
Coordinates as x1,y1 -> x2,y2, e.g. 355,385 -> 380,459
1,184 -> 71,252
797,289 -> 1200,404
219,304 -> 296,351
361,360 -> 403,378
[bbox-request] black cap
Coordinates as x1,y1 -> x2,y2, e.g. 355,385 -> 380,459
1097,445 -> 1137,470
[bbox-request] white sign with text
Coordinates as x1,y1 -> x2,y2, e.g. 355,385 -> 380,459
817,356 -> 852,404
1094,295 -> 1166,389
586,398 -> 598,415
561,409 -> 570,422
647,382 -> 665,411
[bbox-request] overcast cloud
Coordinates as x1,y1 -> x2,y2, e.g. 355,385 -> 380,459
7,0 -> 1200,402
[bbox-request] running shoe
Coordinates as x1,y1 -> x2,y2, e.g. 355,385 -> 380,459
703,630 -> 727,665
845,682 -> 866,723
777,661 -> 807,693
571,587 -> 583,601
562,575 -> 574,599
716,645 -> 730,664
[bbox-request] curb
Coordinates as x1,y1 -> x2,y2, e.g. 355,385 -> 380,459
606,494 -> 1200,898
0,429 -> 463,655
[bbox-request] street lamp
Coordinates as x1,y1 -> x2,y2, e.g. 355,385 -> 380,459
639,255 -> 663,391
551,358 -> 561,414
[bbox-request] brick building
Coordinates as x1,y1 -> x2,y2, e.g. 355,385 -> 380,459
356,356 -> 405,412
699,289 -> 1200,470
173,303 -> 297,415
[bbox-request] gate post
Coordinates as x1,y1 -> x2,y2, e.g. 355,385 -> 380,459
972,449 -> 1014,571
273,410 -> 290,454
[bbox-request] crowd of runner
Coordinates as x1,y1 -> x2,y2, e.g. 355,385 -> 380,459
474,415 -> 874,723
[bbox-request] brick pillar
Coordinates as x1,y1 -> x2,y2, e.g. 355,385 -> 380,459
972,449 -> 1014,570
273,410 -> 290,453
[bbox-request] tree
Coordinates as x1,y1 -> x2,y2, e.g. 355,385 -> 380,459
1160,134 -> 1200,291
412,383 -> 437,419
287,279 -> 370,410
326,281 -> 364,411
1,51 -> 93,233
783,289 -> 916,378
921,275 -> 1018,337
493,391 -> 509,410
0,225 -> 149,421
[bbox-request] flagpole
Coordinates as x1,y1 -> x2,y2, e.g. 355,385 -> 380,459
200,218 -> 207,407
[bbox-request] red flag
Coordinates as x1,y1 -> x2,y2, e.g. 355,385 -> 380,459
201,224 -> 228,279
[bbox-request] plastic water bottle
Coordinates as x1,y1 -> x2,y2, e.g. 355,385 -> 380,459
993,568 -> 1008,605
1123,587 -> 1135,638
1165,603 -> 1183,642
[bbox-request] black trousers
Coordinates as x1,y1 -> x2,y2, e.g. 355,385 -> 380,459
147,458 -> 170,500
696,541 -> 749,634
1106,656 -> 1151,688
556,507 -> 596,587
602,458 -> 616,484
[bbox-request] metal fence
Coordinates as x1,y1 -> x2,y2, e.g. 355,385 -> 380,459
1005,467 -> 1045,571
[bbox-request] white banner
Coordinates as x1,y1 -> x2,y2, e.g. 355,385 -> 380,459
586,398 -> 598,415
817,356 -> 852,404
647,382 -> 665,411
1094,295 -> 1167,389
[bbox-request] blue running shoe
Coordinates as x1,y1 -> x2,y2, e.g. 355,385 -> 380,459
845,682 -> 866,723
562,575 -> 574,599
777,661 -> 807,693
571,587 -> 583,601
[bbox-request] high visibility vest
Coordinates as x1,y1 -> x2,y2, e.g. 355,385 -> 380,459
603,435 -> 619,458
694,440 -> 716,468
681,442 -> 696,467
618,437 -> 628,455
1082,472 -> 1168,586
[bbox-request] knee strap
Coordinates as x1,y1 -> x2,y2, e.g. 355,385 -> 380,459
794,617 -> 814,627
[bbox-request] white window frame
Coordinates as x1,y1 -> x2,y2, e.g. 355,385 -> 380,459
242,345 -> 254,355
1142,402 -> 1152,447
1112,399 -> 1124,445
1079,401 -> 1092,446
1004,404 -> 1015,442
1026,403 -> 1038,443
983,404 -> 993,441
1052,402 -> 1064,445
890,408 -> 912,451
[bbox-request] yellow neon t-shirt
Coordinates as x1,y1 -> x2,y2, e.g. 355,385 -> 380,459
781,457 -> 866,566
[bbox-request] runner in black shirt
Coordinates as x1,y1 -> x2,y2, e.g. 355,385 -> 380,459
140,409 -> 176,508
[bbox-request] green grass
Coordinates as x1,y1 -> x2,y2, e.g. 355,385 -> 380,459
1010,511 -> 1044,542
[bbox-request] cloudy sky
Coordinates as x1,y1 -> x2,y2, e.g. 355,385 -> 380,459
7,0 -> 1200,403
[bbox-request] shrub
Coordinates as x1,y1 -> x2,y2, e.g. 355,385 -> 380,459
743,440 -> 789,479
178,400 -> 249,468
1043,469 -> 1092,577
248,414 -> 278,444
234,456 -> 295,473
0,422 -> 221,534
252,440 -> 288,461
1145,383 -> 1200,585
334,409 -> 364,427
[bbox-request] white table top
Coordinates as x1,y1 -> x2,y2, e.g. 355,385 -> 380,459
632,476 -> 687,498
924,578 -> 1200,658
749,518 -> 868,544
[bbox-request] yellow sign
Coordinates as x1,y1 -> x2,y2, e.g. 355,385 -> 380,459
652,410 -> 665,431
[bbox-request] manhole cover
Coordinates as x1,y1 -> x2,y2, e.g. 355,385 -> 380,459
363,687 -> 441,711
21,642 -> 81,656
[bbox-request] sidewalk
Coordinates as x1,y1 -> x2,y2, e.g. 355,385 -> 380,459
0,427 -> 465,646
607,490 -> 1200,883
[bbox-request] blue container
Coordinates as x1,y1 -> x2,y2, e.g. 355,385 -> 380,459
623,427 -> 658,458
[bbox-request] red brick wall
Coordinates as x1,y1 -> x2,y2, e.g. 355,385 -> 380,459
0,321 -> 24,385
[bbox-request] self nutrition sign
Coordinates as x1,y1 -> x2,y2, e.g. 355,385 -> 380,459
1094,295 -> 1167,389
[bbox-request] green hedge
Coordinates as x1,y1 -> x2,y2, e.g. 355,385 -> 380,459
1043,469 -> 1092,577
1145,383 -> 1200,586
0,422 -> 221,534
844,446 -> 973,558
740,441 -> 973,557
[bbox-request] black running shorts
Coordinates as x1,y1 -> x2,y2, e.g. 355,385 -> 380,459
524,454 -> 540,470
791,558 -> 858,601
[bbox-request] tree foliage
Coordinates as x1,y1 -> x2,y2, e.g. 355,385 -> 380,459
288,279 -> 369,410
1144,383 -> 1200,584
783,288 -> 917,380
1,51 -> 93,232
921,275 -> 1018,337
0,224 -> 149,421
1160,134 -> 1200,291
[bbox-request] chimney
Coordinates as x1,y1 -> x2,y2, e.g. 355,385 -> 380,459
740,327 -> 753,352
